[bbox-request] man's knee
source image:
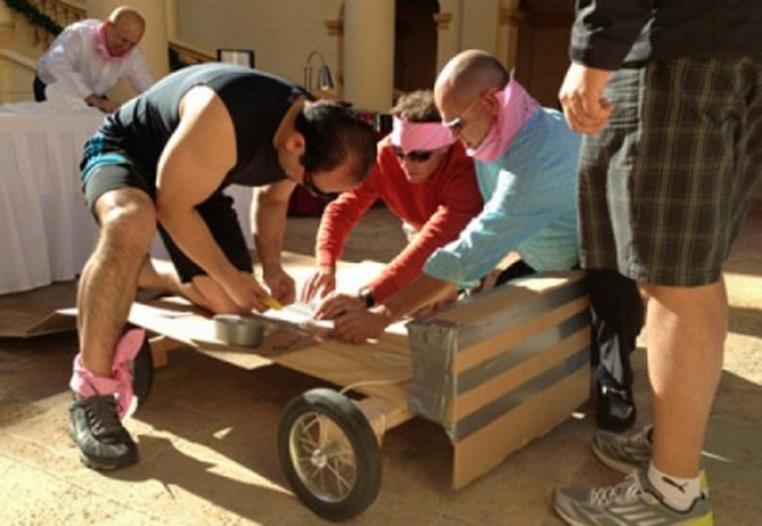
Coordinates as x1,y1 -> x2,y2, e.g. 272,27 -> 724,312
638,280 -> 723,302
95,189 -> 157,251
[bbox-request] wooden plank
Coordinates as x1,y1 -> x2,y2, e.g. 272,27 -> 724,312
356,397 -> 414,443
451,366 -> 589,490
451,327 -> 589,421
275,344 -> 413,407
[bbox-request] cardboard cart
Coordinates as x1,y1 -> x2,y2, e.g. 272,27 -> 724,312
124,266 -> 590,521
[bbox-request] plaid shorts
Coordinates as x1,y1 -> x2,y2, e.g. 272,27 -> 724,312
579,57 -> 762,286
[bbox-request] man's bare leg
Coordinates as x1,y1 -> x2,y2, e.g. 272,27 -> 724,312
136,257 -> 178,293
77,188 -> 157,376
135,253 -> 246,314
189,275 -> 246,314
642,279 -> 728,478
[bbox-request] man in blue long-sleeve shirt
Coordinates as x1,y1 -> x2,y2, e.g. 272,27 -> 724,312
318,50 -> 645,432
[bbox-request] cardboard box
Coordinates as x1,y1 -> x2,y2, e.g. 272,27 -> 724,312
406,271 -> 590,489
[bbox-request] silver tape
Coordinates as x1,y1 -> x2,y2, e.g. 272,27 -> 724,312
406,274 -> 589,436
452,349 -> 589,441
213,314 -> 265,347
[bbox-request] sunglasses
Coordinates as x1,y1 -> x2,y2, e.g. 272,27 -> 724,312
301,171 -> 338,200
442,88 -> 500,133
392,147 -> 434,163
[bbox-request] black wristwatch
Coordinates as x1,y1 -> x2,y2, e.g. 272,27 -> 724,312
359,287 -> 376,308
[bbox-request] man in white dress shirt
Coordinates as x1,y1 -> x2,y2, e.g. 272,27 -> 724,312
35,6 -> 154,113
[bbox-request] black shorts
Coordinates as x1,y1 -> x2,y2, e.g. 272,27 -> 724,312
81,134 -> 252,282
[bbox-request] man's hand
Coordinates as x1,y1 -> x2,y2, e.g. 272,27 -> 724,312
300,265 -> 337,303
221,270 -> 270,312
314,292 -> 365,320
558,63 -> 613,135
413,287 -> 460,316
333,305 -> 393,344
85,94 -> 119,114
263,265 -> 296,305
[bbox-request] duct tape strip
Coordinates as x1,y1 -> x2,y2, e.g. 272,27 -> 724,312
451,349 -> 588,442
406,319 -> 459,422
213,314 -> 266,347
456,310 -> 589,395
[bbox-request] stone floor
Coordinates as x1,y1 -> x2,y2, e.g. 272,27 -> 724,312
0,206 -> 760,526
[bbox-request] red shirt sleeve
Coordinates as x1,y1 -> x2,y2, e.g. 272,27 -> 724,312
368,145 -> 483,301
315,163 -> 382,266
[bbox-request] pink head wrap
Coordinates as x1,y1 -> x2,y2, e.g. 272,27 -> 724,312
390,117 -> 456,153
93,22 -> 130,63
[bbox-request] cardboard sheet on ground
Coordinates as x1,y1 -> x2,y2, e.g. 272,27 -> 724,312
0,282 -> 78,338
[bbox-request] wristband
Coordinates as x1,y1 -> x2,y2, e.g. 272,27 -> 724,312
359,287 -> 376,308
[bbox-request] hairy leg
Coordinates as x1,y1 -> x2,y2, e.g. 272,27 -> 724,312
641,280 -> 727,477
77,188 -> 156,376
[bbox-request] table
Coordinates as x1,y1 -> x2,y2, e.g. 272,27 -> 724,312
0,102 -> 254,295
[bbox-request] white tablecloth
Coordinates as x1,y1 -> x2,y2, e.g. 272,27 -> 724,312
0,102 -> 254,295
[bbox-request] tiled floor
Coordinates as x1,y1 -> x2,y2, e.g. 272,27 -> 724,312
0,205 -> 760,525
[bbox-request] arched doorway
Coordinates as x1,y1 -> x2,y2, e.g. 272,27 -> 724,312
394,0 -> 439,96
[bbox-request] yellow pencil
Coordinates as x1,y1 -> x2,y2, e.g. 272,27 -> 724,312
264,297 -> 283,310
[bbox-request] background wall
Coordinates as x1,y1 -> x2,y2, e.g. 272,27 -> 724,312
515,22 -> 570,108
178,0 -> 342,88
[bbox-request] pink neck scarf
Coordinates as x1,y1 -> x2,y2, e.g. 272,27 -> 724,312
390,117 -> 456,153
467,80 -> 540,163
93,22 -> 129,63
70,328 -> 146,420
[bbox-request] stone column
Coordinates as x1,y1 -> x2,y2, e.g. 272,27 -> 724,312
85,0 -> 169,81
460,0 -> 499,54
496,0 -> 519,70
342,0 -> 394,112
434,0 -> 462,74
164,0 -> 178,41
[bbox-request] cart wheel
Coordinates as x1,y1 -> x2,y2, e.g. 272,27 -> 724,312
128,329 -> 154,409
278,388 -> 381,522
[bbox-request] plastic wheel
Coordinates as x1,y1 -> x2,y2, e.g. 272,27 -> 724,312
128,328 -> 154,409
278,388 -> 381,522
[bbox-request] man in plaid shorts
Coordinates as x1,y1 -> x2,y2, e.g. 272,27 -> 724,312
554,1 -> 762,524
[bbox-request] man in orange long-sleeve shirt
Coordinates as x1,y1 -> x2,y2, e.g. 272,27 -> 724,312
301,91 -> 483,308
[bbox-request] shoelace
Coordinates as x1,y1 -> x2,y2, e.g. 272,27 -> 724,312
590,472 -> 644,507
84,395 -> 123,438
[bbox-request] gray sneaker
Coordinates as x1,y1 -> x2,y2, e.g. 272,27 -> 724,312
554,468 -> 713,525
592,425 -> 653,474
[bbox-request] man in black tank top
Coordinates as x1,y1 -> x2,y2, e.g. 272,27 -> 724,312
70,64 -> 376,471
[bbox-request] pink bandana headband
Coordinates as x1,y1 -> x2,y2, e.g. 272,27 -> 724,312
390,117 -> 456,153
93,22 -> 129,63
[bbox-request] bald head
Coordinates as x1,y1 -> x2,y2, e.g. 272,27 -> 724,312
435,50 -> 509,107
104,6 -> 145,57
109,6 -> 145,28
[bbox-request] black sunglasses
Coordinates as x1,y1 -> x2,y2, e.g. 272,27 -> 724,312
392,146 -> 434,163
302,172 -> 338,200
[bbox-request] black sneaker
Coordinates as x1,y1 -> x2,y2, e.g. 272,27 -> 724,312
69,394 -> 138,470
595,378 -> 637,433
